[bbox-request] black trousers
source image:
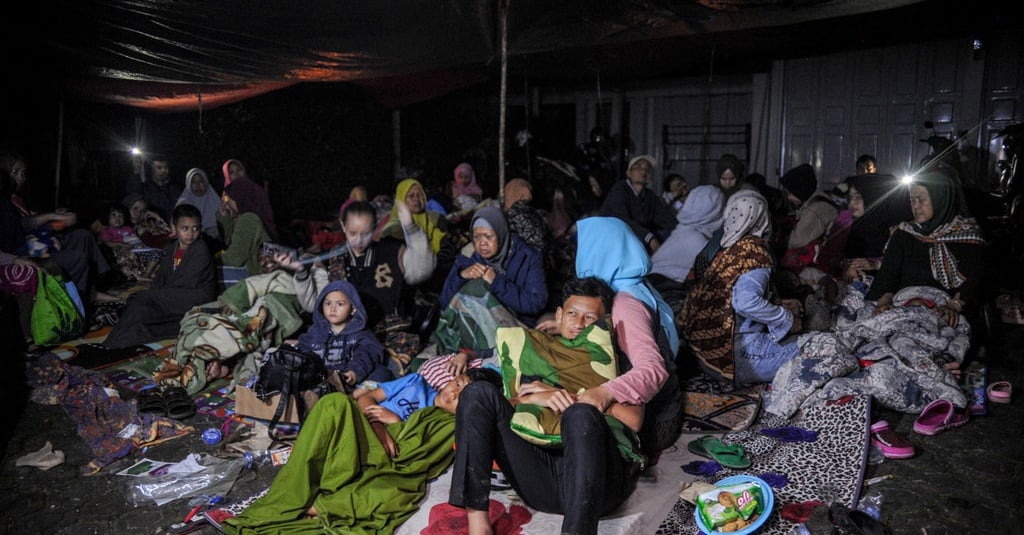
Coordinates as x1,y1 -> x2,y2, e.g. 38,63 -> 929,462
448,381 -> 639,535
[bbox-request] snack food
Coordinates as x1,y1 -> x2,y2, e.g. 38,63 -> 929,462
696,482 -> 764,531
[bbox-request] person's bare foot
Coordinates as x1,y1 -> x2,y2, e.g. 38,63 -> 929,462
943,361 -> 962,379
94,291 -> 121,303
205,361 -> 231,381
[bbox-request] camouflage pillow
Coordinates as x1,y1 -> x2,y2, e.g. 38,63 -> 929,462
497,319 -> 616,447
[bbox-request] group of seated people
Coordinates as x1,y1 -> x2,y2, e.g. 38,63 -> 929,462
2,146 -> 988,534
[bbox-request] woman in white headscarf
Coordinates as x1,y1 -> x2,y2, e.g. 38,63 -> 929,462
650,185 -> 725,283
680,189 -> 803,384
177,168 -> 221,242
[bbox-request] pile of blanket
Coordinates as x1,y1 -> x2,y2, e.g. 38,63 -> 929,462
765,285 -> 969,418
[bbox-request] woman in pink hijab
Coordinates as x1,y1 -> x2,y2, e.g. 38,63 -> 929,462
221,159 -> 276,238
452,162 -> 483,201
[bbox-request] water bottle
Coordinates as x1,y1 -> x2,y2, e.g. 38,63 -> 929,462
243,447 -> 292,469
243,450 -> 273,469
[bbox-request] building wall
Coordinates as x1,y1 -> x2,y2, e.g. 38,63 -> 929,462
532,30 -> 1024,196
776,31 -> 1023,190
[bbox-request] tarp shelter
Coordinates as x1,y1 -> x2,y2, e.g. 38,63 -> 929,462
9,0 -> 1004,113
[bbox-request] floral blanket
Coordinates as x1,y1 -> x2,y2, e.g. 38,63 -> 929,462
765,285 -> 969,419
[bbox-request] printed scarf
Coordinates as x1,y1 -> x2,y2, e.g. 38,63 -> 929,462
894,215 -> 985,290
679,235 -> 773,381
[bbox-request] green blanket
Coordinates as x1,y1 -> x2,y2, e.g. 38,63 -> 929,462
222,393 -> 456,535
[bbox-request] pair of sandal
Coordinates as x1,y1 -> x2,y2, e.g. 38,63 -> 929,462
687,435 -> 752,469
137,386 -> 196,420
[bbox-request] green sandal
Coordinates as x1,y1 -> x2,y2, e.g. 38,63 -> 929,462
687,435 -> 752,469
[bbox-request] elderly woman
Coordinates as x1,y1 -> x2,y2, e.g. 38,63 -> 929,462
423,206 -> 547,380
439,206 -> 547,327
865,170 -> 985,327
680,189 -> 803,384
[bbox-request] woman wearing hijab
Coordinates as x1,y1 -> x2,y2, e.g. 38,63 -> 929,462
647,185 -> 725,314
221,159 -> 275,239
503,177 -> 547,252
452,162 -> 483,201
422,207 -> 547,382
378,178 -> 448,255
680,189 -> 803,384
650,185 -> 725,284
865,171 -> 985,328
841,173 -> 912,283
177,168 -> 221,242
575,217 -> 684,459
439,206 -> 547,326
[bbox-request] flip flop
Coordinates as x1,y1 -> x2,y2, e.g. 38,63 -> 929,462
686,435 -> 751,469
760,426 -> 819,443
987,381 -> 1012,404
680,460 -> 722,476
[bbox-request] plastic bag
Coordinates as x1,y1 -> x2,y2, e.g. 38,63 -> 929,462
126,454 -> 245,507
31,270 -> 84,345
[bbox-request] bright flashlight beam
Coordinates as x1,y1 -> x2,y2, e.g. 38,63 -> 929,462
130,147 -> 142,155
901,174 -> 915,185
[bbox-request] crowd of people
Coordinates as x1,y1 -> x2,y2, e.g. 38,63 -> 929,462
0,145 -> 990,534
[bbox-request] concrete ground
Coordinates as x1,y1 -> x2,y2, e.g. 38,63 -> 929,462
1,265 -> 1022,534
1,326 -> 1020,535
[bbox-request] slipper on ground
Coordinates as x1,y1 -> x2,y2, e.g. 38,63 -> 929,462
759,425 -> 819,443
870,420 -> 915,459
987,381 -> 1012,404
162,386 -> 196,420
686,435 -> 751,469
913,398 -> 969,435
136,387 -> 167,416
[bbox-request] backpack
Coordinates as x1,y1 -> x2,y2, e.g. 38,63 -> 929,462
31,270 -> 84,346
252,344 -> 331,433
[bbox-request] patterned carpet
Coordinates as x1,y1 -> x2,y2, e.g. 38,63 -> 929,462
680,373 -> 764,432
656,394 -> 871,534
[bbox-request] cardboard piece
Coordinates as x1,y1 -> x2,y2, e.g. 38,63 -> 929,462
233,386 -> 320,424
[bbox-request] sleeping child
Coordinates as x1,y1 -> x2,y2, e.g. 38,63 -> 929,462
295,280 -> 394,388
220,367 -> 502,534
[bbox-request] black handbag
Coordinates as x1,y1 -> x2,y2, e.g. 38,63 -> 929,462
253,344 -> 331,433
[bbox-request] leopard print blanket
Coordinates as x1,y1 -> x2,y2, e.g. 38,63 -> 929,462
656,394 -> 870,534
